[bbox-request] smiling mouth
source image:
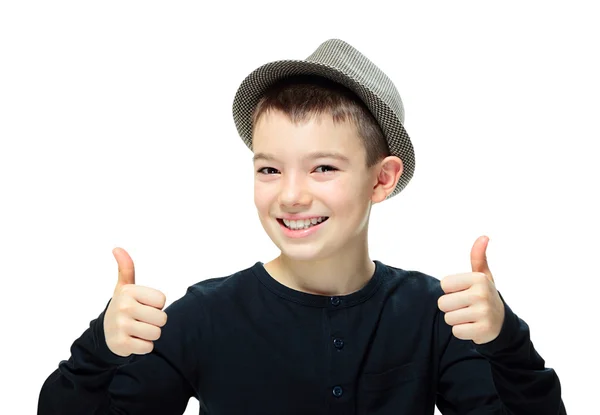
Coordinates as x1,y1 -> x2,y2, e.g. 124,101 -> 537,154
277,217 -> 329,230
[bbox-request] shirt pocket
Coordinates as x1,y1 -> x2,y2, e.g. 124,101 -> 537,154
356,359 -> 432,414
360,359 -> 429,392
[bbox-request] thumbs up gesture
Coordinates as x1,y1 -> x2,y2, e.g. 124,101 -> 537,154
437,236 -> 505,345
103,248 -> 168,357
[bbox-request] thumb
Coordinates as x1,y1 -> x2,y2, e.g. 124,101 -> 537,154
470,235 -> 494,282
113,247 -> 135,289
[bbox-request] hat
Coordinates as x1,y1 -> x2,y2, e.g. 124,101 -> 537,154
231,38 -> 415,199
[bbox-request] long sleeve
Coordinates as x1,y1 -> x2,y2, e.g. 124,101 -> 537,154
37,289 -> 204,415
435,290 -> 566,414
472,292 -> 566,414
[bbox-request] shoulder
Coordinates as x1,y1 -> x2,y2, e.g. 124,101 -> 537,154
182,262 -> 261,304
159,262 -> 261,330
377,261 -> 444,301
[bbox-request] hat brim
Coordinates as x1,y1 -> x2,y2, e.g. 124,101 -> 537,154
232,59 -> 415,199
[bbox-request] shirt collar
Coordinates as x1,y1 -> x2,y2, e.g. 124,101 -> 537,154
250,260 -> 387,308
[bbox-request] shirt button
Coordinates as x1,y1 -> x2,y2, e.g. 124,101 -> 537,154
332,385 -> 343,397
330,296 -> 341,306
333,338 -> 344,349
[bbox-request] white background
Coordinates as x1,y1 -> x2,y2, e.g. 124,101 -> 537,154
1,1 -> 597,413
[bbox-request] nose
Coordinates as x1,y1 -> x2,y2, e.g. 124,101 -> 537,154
278,172 -> 311,208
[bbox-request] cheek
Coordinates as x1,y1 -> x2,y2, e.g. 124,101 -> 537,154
321,176 -> 369,203
254,182 -> 274,212
324,178 -> 372,219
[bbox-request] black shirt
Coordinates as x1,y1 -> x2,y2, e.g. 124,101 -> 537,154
38,260 -> 566,414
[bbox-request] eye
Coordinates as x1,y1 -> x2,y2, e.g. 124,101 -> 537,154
257,167 -> 280,175
314,165 -> 338,173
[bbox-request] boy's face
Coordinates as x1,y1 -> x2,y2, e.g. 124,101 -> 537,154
252,110 -> 390,262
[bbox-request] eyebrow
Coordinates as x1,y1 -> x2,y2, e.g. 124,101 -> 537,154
252,151 -> 350,163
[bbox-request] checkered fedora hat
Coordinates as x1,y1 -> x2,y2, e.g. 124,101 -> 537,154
232,38 -> 415,198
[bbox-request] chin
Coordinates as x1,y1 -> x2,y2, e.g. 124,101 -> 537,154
277,244 -> 330,262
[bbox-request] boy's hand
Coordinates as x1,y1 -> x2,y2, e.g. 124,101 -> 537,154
103,248 -> 168,357
437,236 -> 505,345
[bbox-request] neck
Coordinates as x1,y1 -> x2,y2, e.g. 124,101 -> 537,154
264,243 -> 376,296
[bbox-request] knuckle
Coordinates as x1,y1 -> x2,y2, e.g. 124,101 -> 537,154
130,339 -> 150,355
467,292 -> 479,304
120,284 -> 133,295
152,327 -> 162,341
118,300 -> 134,314
118,335 -> 130,349
470,290 -> 486,303
116,316 -> 130,332
159,292 -> 167,307
452,325 -> 461,338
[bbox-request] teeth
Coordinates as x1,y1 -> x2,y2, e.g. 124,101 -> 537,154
282,217 -> 327,230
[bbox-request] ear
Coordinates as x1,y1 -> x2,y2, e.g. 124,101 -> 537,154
371,156 -> 403,203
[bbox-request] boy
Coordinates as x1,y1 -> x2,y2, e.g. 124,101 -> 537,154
38,39 -> 566,414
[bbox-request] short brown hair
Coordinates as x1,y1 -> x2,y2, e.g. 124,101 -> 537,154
251,75 -> 390,167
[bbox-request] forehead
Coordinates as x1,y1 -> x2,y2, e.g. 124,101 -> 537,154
252,110 -> 363,157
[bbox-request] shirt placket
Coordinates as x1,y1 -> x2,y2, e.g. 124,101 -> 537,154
326,295 -> 355,414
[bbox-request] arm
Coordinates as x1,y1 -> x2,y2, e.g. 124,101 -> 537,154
435,292 -> 566,414
38,290 -> 202,415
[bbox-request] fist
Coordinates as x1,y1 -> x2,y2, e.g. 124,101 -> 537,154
104,247 -> 168,357
437,236 -> 505,345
